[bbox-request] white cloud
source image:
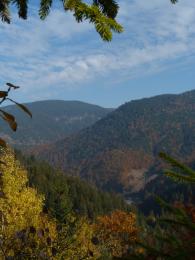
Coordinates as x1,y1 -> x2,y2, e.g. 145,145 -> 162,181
0,0 -> 195,100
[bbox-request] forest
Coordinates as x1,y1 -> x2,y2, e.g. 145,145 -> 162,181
0,0 -> 195,259
0,147 -> 195,259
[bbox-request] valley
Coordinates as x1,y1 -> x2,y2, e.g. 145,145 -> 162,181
1,90 -> 194,212
34,90 -> 195,200
1,1 -> 194,257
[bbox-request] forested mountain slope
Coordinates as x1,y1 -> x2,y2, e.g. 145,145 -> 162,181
0,100 -> 112,149
16,151 -> 129,221
38,90 -> 195,194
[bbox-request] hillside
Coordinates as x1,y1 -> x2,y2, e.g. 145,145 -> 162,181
0,100 -> 112,149
15,151 -> 130,221
38,90 -> 195,194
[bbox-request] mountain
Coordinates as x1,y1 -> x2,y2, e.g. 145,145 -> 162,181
38,90 -> 195,195
0,100 -> 113,149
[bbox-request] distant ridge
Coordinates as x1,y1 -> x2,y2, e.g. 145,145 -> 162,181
38,89 -> 195,194
0,100 -> 113,148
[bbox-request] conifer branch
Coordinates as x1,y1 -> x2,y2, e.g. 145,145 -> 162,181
11,0 -> 28,19
39,0 -> 52,20
0,0 -> 10,23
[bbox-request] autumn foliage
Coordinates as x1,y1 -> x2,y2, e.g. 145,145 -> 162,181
0,148 -> 56,258
94,210 -> 138,257
0,148 -> 194,259
0,148 -> 134,259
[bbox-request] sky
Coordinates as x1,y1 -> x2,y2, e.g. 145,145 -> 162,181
0,0 -> 195,108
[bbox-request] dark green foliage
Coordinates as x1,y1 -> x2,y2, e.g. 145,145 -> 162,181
39,0 -> 52,19
0,0 -> 10,23
16,150 -> 130,222
138,152 -> 195,215
12,0 -> 28,19
66,176 -> 129,218
138,160 -> 195,215
139,206 -> 195,258
159,152 -> 195,183
133,155 -> 195,259
139,177 -> 194,215
93,0 -> 118,18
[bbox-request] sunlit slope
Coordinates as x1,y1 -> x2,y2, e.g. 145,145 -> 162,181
38,90 -> 195,193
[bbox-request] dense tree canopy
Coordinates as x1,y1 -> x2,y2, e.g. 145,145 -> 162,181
0,148 -> 57,258
16,151 -> 130,221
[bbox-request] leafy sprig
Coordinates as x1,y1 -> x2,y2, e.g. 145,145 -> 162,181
0,83 -> 32,147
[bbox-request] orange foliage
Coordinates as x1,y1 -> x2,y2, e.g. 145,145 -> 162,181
94,210 -> 138,257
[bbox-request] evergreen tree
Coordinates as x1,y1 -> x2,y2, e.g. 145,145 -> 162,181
132,153 -> 195,259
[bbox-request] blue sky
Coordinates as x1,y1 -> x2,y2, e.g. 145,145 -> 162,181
0,0 -> 195,108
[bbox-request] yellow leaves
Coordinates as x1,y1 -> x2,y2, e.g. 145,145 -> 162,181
0,150 -> 28,195
0,149 -> 43,236
0,149 -> 140,259
72,219 -> 100,259
4,188 -> 43,235
0,148 -> 57,258
39,214 -> 57,241
57,217 -> 101,259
